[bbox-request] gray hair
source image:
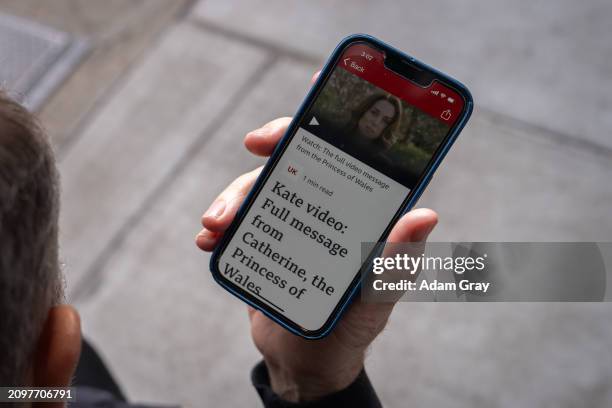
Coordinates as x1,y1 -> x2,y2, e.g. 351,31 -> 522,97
0,91 -> 62,386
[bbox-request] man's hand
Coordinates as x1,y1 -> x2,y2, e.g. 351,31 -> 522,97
195,73 -> 437,403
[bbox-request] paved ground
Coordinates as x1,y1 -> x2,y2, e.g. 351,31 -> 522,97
2,1 -> 612,407
0,0 -> 193,148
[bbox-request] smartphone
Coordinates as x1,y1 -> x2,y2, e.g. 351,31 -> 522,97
210,34 -> 473,339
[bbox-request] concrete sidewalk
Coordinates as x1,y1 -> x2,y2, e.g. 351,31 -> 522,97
3,1 -> 611,407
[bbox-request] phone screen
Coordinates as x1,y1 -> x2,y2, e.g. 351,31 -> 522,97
215,42 -> 465,333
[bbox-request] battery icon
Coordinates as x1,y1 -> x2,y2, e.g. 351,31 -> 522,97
447,97 -> 455,104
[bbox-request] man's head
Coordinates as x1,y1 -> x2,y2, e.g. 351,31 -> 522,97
0,91 -> 80,392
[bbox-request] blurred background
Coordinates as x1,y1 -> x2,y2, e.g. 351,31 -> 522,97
1,1 -> 611,406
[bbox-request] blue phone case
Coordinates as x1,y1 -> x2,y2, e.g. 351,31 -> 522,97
210,34 -> 473,339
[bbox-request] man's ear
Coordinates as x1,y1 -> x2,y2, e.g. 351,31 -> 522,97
33,305 -> 81,389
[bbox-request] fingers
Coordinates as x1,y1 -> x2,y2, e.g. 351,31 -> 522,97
196,166 -> 263,251
244,117 -> 292,157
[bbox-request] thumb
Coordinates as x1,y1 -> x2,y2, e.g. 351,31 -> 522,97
368,208 -> 437,302
386,208 -> 438,244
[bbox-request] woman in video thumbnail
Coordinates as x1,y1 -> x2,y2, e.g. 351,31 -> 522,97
309,68 -> 451,187
309,91 -> 407,183
347,93 -> 402,151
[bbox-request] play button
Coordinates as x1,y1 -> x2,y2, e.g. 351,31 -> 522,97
309,117 -> 319,126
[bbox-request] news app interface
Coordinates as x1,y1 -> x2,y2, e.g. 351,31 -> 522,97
218,43 -> 464,332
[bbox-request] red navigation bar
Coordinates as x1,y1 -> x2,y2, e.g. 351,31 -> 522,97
338,44 -> 464,126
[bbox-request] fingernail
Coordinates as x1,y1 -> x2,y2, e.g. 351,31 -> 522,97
205,199 -> 226,219
248,128 -> 268,138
